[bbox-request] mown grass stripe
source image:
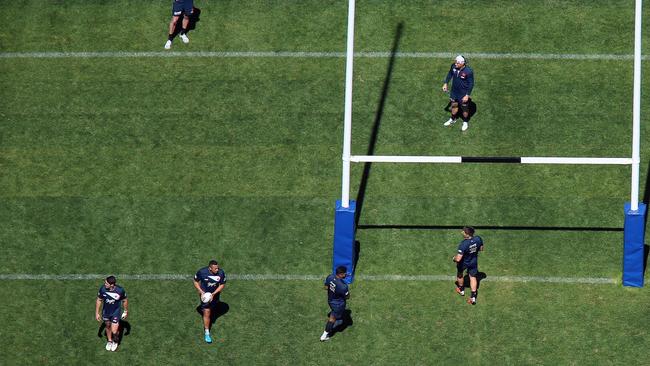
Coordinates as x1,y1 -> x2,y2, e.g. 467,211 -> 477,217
0,273 -> 616,284
0,51 -> 647,60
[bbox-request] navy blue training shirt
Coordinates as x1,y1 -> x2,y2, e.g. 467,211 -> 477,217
194,267 -> 227,292
457,236 -> 484,267
325,274 -> 349,305
97,285 -> 127,315
444,63 -> 474,100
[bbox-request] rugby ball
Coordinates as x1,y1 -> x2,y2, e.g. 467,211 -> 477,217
201,292 -> 212,303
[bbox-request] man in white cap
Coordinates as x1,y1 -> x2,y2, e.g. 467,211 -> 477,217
442,55 -> 475,131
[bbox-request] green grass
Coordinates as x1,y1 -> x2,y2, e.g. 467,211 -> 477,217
1,281 -> 649,365
1,0 -> 650,365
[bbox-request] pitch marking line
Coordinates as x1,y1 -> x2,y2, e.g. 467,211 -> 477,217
0,51 -> 647,61
0,273 -> 616,284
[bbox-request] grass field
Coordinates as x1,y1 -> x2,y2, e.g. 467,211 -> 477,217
1,0 -> 650,365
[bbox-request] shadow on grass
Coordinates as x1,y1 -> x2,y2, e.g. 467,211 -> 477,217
171,7 -> 202,38
329,309 -> 354,338
97,320 -> 131,345
353,240 -> 361,273
643,244 -> 650,276
640,160 -> 650,275
456,272 -> 487,291
642,160 -> 650,237
354,21 -> 403,228
444,99 -> 478,120
195,301 -> 230,328
358,224 -> 623,232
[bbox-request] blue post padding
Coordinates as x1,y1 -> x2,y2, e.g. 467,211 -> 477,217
333,200 -> 357,284
623,202 -> 647,287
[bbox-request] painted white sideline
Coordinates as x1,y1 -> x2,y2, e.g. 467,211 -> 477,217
0,51 -> 647,60
0,273 -> 616,284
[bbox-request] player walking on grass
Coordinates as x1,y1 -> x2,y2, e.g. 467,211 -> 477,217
165,0 -> 194,49
320,266 -> 350,341
453,227 -> 484,305
95,276 -> 128,352
194,260 -> 226,343
442,55 -> 475,131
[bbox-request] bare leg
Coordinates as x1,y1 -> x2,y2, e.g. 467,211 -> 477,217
456,275 -> 464,288
168,16 -> 180,35
182,14 -> 190,31
110,322 -> 120,343
105,321 -> 113,342
203,308 -> 212,331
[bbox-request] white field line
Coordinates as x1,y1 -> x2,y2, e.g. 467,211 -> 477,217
0,273 -> 616,284
0,51 -> 647,61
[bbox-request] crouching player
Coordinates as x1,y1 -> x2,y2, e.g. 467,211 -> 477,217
95,275 -> 128,352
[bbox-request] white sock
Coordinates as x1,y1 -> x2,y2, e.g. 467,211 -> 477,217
204,329 -> 210,334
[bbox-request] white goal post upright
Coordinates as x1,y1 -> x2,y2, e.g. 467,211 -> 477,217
622,0 -> 646,288
630,0 -> 642,211
341,0 -> 355,209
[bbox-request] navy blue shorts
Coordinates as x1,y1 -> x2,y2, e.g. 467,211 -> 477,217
172,0 -> 194,16
457,262 -> 479,277
102,311 -> 121,324
449,97 -> 470,111
199,295 -> 220,311
328,302 -> 346,320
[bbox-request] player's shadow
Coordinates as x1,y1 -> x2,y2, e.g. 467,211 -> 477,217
195,301 -> 230,327
171,7 -> 201,38
444,100 -> 477,120
97,320 -> 131,345
457,272 -> 487,290
330,309 -> 354,337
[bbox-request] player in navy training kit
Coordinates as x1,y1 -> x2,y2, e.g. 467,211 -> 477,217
320,266 -> 350,341
165,0 -> 194,49
193,260 -> 226,343
95,276 -> 128,351
442,55 -> 475,131
453,227 -> 484,305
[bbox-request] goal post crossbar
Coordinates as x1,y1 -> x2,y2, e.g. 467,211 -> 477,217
340,0 -> 642,210
349,156 -> 633,165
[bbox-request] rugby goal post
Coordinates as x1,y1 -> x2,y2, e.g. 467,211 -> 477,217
332,0 -> 646,286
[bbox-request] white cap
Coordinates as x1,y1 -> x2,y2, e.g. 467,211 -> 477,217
455,55 -> 465,64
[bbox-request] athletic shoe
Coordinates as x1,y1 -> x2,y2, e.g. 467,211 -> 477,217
455,287 -> 465,296
105,341 -> 112,351
320,332 -> 331,342
443,118 -> 456,127
204,333 -> 212,343
180,33 -> 190,44
110,342 -> 118,352
467,297 -> 476,305
461,122 -> 469,131
164,40 -> 172,49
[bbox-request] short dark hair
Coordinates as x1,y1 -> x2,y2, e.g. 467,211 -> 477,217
336,266 -> 347,275
106,275 -> 116,285
463,226 -> 475,236
209,260 -> 219,266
